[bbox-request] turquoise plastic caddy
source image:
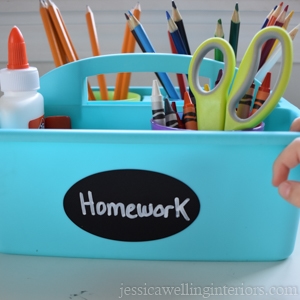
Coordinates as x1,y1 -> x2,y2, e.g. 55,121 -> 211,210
0,53 -> 299,261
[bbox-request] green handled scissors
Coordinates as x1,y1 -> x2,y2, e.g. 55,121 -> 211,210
188,26 -> 293,131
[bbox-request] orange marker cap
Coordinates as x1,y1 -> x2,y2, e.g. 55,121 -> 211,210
7,26 -> 29,69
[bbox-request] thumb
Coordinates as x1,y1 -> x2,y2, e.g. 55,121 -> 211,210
278,181 -> 300,208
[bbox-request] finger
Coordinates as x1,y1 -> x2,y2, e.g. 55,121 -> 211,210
272,138 -> 300,186
290,117 -> 300,131
278,180 -> 300,208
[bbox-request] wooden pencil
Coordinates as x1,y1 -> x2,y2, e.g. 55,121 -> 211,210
171,0 -> 191,55
229,3 -> 240,58
214,19 -> 224,62
259,5 -> 288,70
126,12 -> 180,99
119,2 -> 141,100
46,0 -> 95,100
267,2 -> 283,26
39,0 -> 65,67
86,5 -> 109,100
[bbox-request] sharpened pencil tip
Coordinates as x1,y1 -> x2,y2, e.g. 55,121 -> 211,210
218,18 -> 222,24
128,10 -> 133,16
284,5 -> 289,12
166,10 -> 171,20
235,3 -> 239,12
172,0 -> 177,9
124,13 -> 129,20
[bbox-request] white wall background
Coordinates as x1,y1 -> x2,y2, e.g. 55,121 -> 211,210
0,0 -> 299,105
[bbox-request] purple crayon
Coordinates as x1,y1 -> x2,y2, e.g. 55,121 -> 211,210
164,97 -> 179,128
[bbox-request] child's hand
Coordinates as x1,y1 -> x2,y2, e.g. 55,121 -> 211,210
272,117 -> 300,207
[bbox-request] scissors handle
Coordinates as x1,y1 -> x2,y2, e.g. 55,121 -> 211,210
188,38 -> 236,130
225,26 -> 293,131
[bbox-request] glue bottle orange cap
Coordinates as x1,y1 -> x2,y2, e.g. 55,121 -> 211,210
0,26 -> 40,92
7,26 -> 29,69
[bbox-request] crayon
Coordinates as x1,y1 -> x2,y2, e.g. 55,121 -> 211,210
236,83 -> 255,119
151,80 -> 165,126
250,72 -> 271,116
183,91 -> 197,130
164,98 -> 179,128
215,69 -> 223,86
171,101 -> 185,129
203,84 -> 210,91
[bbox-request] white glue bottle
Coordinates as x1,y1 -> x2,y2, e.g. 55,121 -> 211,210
0,26 -> 44,129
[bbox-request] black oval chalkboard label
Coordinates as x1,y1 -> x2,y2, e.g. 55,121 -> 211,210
64,170 -> 200,242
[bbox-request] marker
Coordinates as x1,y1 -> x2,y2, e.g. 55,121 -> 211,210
236,83 -> 255,119
250,72 -> 271,116
151,79 -> 165,126
183,91 -> 197,130
171,101 -> 185,129
164,97 -> 178,128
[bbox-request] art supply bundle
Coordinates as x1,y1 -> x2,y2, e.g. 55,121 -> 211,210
0,1 -> 299,261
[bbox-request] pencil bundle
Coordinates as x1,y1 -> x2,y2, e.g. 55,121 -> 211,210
39,0 -> 299,105
39,0 -> 96,100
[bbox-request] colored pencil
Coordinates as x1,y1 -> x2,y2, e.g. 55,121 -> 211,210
168,31 -> 187,99
261,6 -> 277,29
119,3 -> 141,100
258,5 -> 288,70
267,2 -> 283,26
166,11 -> 187,55
86,5 -> 109,100
229,3 -> 240,58
256,23 -> 299,83
267,10 -> 294,59
214,19 -> 224,62
171,0 -> 191,55
126,12 -> 180,100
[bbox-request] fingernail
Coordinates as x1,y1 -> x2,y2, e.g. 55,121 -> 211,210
279,182 -> 291,199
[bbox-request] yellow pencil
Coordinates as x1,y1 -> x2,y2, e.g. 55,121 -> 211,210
86,5 -> 109,100
46,0 -> 95,100
39,0 -> 65,67
119,2 -> 141,100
